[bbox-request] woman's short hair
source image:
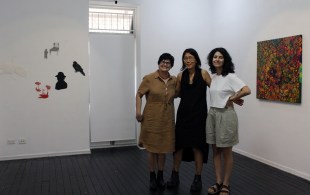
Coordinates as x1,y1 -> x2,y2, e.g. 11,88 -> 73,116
158,53 -> 174,67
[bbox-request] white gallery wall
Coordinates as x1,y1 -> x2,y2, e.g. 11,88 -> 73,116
135,0 -> 310,180
204,0 -> 310,180
0,0 -> 90,159
136,0 -> 213,145
0,0 -> 309,181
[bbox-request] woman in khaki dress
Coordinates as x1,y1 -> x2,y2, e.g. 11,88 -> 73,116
136,53 -> 177,191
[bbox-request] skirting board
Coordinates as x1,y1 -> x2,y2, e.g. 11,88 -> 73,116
0,149 -> 91,161
233,148 -> 310,181
90,139 -> 137,149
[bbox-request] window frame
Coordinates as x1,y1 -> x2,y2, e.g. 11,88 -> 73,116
89,6 -> 135,35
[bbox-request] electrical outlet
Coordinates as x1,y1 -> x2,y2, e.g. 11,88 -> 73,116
18,138 -> 27,144
7,139 -> 16,145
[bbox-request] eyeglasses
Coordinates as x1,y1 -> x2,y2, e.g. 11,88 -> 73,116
183,56 -> 195,62
160,60 -> 171,65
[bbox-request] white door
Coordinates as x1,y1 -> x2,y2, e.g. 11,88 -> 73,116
89,33 -> 136,143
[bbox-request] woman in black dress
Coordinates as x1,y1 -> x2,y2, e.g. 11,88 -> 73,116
167,48 -> 211,192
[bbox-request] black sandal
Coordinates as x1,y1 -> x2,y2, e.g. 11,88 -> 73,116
219,185 -> 230,195
207,183 -> 222,194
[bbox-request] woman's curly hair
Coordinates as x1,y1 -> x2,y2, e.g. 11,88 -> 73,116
207,47 -> 235,76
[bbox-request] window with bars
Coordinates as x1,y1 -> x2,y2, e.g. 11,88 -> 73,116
89,7 -> 134,34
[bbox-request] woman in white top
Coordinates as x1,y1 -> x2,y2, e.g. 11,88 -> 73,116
206,48 -> 251,195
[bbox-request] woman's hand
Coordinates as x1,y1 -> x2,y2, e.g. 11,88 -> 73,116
232,98 -> 244,106
136,112 -> 143,122
228,86 -> 251,107
227,94 -> 244,106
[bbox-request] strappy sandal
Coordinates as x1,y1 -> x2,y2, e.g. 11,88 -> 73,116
219,185 -> 230,195
207,183 -> 222,194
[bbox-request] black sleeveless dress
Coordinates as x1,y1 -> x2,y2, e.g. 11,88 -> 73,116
175,68 -> 209,163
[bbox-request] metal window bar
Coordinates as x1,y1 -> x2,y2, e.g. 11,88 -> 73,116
89,11 -> 134,34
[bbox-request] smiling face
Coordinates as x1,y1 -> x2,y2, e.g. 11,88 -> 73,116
158,59 -> 172,72
183,53 -> 197,70
212,51 -> 224,72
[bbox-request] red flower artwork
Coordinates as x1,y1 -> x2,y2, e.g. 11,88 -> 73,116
35,82 -> 41,92
35,82 -> 51,99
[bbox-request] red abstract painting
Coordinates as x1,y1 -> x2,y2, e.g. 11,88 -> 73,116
257,35 -> 302,103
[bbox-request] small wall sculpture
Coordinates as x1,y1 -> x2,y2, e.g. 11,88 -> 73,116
0,63 -> 27,77
55,72 -> 67,90
257,35 -> 302,103
72,61 -> 85,76
35,82 -> 51,99
49,42 -> 59,55
44,49 -> 48,59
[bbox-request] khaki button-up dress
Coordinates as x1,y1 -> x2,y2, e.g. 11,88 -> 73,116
137,71 -> 176,153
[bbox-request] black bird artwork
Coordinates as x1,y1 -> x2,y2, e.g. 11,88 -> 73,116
72,61 -> 85,76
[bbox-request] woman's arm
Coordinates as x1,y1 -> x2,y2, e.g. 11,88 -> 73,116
226,86 -> 250,107
175,73 -> 182,98
136,93 -> 143,122
229,86 -> 251,101
201,69 -> 211,87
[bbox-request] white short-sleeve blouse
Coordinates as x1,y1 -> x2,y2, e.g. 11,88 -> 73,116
209,73 -> 246,108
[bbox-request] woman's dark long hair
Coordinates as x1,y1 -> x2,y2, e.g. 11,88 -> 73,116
207,47 -> 235,76
181,48 -> 201,71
